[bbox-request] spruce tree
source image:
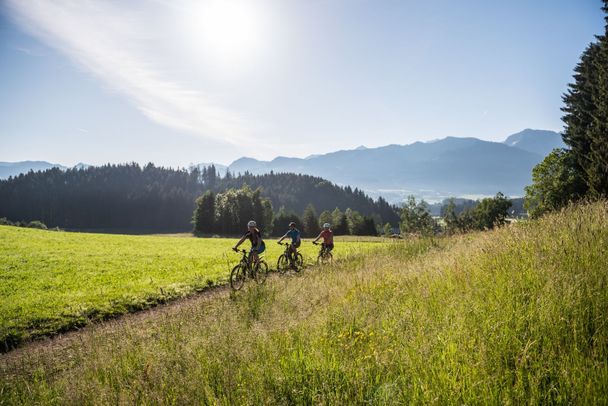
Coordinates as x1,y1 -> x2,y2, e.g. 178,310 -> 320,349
318,210 -> 333,228
302,204 -> 319,237
561,1 -> 608,196
193,191 -> 216,235
331,208 -> 349,235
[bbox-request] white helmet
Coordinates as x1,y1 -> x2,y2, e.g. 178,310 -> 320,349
323,223 -> 331,229
247,220 -> 257,227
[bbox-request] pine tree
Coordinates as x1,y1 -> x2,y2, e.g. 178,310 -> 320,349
318,210 -> 333,228
362,216 -> 377,236
443,198 -> 459,234
561,1 -> 608,196
331,208 -> 349,236
193,191 -> 216,235
302,204 -> 319,237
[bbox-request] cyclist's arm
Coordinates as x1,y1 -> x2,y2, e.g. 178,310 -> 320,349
277,232 -> 288,243
234,234 -> 247,250
312,231 -> 323,243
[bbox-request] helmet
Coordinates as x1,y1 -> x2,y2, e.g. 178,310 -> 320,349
323,223 -> 331,229
289,222 -> 296,227
247,220 -> 257,227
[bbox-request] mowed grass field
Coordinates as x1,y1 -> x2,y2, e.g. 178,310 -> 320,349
0,226 -> 387,350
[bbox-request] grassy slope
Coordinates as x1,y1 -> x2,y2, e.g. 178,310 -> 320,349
0,227 -> 384,350
1,202 -> 607,404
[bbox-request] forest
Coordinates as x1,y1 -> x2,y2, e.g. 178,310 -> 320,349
0,164 -> 399,233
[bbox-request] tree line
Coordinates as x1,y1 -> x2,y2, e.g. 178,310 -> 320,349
524,1 -> 608,217
398,193 -> 512,236
193,186 -> 378,237
0,163 -> 399,232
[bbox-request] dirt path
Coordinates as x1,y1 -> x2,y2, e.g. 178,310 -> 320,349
0,267 -> 305,363
1,281 -> 232,363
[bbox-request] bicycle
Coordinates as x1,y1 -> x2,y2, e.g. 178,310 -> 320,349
313,241 -> 333,265
230,249 -> 269,290
276,242 -> 304,274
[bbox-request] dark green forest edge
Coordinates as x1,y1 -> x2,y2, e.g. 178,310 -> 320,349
0,168 -> 398,234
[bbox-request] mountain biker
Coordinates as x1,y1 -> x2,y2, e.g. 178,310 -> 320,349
233,220 -> 265,266
277,221 -> 301,261
313,223 -> 334,253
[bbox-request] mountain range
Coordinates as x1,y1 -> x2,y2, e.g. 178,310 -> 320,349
0,161 -> 91,179
1,129 -> 565,203
227,129 -> 565,201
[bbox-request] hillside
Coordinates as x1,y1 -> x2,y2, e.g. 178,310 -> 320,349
2,201 -> 606,403
0,164 -> 399,232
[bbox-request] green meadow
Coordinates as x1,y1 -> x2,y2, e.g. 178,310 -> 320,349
0,226 -> 385,350
1,202 -> 606,404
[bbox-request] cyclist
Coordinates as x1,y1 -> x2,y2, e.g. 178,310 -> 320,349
277,221 -> 301,261
313,222 -> 334,254
233,220 -> 265,266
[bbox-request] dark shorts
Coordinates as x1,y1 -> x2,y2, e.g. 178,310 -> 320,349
322,243 -> 334,251
291,240 -> 301,249
251,242 -> 266,255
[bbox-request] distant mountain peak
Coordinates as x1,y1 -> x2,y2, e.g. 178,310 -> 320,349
503,129 -> 564,156
355,145 -> 367,150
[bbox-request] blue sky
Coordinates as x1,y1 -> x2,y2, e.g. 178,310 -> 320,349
0,0 -> 604,167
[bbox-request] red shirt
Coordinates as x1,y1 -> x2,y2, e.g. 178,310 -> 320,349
320,229 -> 333,244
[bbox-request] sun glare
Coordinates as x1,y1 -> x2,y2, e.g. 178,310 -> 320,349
185,0 -> 267,65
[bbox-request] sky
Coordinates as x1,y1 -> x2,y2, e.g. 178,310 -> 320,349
0,0 -> 605,167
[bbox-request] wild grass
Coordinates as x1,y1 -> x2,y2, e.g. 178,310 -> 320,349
1,201 -> 607,404
0,227 -> 382,351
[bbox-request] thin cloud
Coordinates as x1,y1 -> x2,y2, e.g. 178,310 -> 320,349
6,0 -> 248,144
12,45 -> 44,56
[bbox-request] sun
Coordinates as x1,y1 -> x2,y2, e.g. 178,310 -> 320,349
185,0 -> 266,64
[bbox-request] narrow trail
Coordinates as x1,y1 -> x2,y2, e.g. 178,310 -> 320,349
0,266 -> 307,362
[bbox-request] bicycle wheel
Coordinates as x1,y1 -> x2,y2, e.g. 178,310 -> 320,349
277,254 -> 289,274
254,260 -> 268,284
230,264 -> 246,290
317,251 -> 333,265
294,253 -> 304,271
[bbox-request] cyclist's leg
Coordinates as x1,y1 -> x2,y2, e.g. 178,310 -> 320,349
288,243 -> 295,260
253,244 -> 265,265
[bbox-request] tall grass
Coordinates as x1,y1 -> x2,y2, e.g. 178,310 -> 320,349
1,202 -> 607,404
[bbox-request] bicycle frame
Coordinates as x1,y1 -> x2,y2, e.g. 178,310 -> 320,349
313,242 -> 330,257
281,242 -> 296,262
235,249 -> 254,274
